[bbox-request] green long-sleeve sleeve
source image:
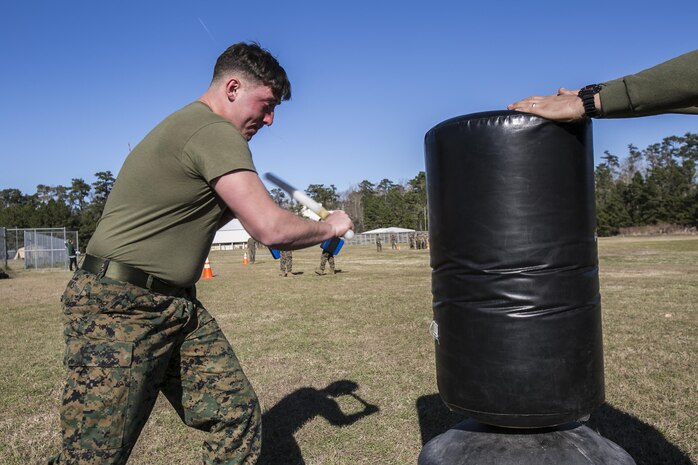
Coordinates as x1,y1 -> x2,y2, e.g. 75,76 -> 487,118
599,49 -> 698,118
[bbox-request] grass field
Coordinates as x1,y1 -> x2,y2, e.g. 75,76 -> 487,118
0,236 -> 696,465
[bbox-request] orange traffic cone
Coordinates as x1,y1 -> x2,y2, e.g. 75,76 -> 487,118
243,252 -> 249,265
202,257 -> 214,279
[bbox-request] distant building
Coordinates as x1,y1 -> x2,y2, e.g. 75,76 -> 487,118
211,219 -> 251,250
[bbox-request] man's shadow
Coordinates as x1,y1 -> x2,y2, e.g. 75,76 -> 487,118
416,394 -> 693,465
258,380 -> 379,465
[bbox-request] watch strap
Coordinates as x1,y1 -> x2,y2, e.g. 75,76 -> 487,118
578,84 -> 602,118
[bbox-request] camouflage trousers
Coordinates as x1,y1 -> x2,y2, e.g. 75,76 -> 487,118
318,252 -> 335,273
49,269 -> 261,465
279,251 -> 292,275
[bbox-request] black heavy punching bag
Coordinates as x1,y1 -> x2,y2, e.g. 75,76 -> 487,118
425,110 -> 604,429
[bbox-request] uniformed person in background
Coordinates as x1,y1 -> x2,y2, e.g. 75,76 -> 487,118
280,249 -> 293,277
49,42 -> 353,465
316,248 -> 335,275
316,237 -> 342,275
376,234 -> 382,252
247,236 -> 257,264
64,239 -> 78,271
418,232 -> 428,250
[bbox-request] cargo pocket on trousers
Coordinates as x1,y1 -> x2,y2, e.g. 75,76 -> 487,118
63,339 -> 133,451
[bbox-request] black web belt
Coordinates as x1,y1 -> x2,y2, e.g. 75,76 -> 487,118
81,254 -> 185,296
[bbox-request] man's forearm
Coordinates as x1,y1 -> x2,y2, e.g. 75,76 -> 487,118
255,210 -> 336,250
213,170 -> 353,248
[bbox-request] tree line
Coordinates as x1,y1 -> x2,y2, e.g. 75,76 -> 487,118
0,171 -> 115,247
1,132 -> 696,245
595,133 -> 697,236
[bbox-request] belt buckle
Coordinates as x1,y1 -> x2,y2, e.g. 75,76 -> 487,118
98,259 -> 110,279
146,275 -> 154,290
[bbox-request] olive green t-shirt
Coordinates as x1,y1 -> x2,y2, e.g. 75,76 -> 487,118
87,101 -> 255,287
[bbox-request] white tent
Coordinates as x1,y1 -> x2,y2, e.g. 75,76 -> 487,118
211,219 -> 251,250
361,227 -> 415,234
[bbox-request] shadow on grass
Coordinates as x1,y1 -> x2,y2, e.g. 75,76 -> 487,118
587,403 -> 694,465
258,380 -> 380,465
416,395 -> 692,465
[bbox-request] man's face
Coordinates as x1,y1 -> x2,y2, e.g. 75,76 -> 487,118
229,81 -> 278,141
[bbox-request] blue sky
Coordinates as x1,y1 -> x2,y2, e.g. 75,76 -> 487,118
1,1 -> 697,196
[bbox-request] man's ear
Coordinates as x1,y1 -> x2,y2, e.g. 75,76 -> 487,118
226,78 -> 241,102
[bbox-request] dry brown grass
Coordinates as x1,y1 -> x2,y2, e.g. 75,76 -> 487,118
0,237 -> 696,464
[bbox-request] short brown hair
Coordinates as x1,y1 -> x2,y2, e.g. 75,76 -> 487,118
212,42 -> 291,102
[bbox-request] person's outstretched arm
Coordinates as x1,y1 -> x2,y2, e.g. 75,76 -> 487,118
508,49 -> 698,121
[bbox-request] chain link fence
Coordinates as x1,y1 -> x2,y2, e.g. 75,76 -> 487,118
2,228 -> 79,270
0,227 -> 7,270
347,231 -> 429,247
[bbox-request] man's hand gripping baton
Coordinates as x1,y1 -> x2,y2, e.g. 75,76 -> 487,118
264,173 -> 355,239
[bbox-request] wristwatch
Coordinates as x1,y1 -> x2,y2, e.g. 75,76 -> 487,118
577,84 -> 602,118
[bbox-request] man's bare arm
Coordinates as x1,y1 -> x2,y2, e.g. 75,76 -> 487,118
212,170 -> 353,249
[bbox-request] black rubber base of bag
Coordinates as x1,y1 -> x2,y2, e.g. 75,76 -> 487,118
418,419 -> 635,465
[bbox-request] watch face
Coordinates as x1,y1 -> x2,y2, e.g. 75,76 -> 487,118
579,87 -> 600,118
578,84 -> 601,95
